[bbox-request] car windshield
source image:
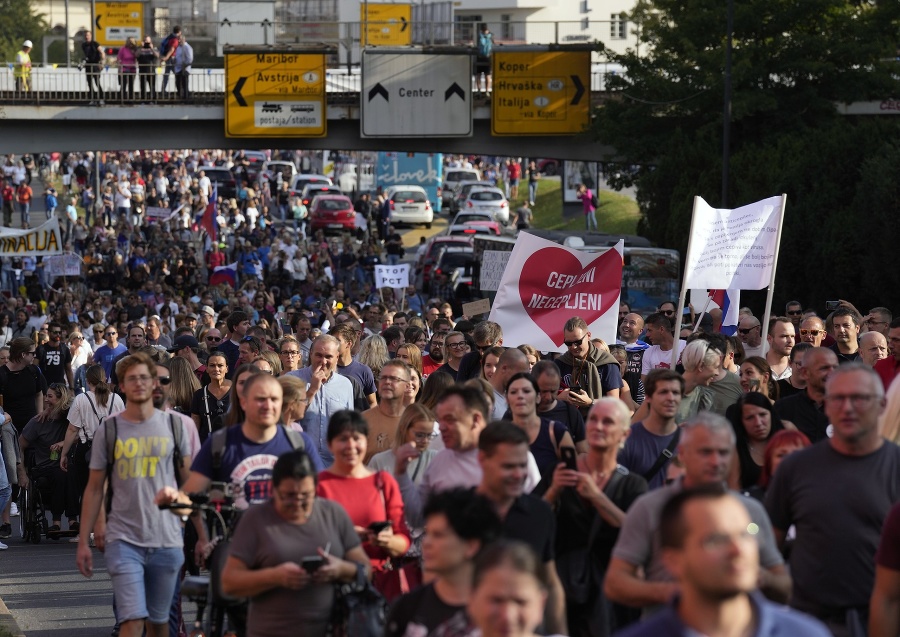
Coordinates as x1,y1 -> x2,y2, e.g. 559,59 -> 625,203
319,199 -> 350,211
470,191 -> 503,202
441,252 -> 476,268
392,191 -> 427,203
448,171 -> 477,181
455,215 -> 489,224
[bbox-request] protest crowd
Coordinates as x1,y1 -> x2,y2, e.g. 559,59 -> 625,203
0,148 -> 897,637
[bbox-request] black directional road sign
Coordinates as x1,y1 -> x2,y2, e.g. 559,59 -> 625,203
361,50 -> 473,138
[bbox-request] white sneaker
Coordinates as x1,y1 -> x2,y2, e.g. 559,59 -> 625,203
10,502 -> 18,516
0,540 -> 7,550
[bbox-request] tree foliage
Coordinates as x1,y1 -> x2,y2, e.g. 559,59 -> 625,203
0,0 -> 48,63
595,0 -> 900,310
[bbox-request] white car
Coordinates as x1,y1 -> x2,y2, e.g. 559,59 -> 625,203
442,168 -> 482,206
260,160 -> 297,184
461,187 -> 509,224
385,185 -> 434,228
289,173 -> 333,197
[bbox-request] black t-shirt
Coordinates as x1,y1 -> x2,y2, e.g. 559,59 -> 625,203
776,378 -> 803,400
385,233 -> 404,256
190,385 -> 231,443
82,40 -> 102,64
37,343 -> 72,384
385,583 -> 471,637
0,364 -> 48,432
502,494 -> 556,562
540,400 -> 586,443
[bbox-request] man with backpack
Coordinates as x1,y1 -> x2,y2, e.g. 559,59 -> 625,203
76,352 -> 192,637
81,30 -> 105,105
159,26 -> 181,97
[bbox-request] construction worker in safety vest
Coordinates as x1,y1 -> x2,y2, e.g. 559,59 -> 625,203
14,41 -> 32,94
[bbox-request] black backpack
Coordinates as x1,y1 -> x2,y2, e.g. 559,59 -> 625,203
104,412 -> 184,514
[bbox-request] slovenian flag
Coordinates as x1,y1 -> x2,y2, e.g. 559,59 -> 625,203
209,262 -> 238,288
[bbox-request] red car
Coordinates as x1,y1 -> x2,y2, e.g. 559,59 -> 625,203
309,194 -> 355,232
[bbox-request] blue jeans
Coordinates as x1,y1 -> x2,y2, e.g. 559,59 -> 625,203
18,202 -> 29,225
105,540 -> 184,624
586,210 -> 598,231
528,181 -> 538,203
0,452 -> 10,515
387,254 -> 400,265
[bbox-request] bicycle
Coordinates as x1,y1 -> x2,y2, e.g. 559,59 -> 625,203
158,482 -> 243,637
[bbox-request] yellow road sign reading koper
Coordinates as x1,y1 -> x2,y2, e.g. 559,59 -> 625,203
491,51 -> 590,136
225,52 -> 327,138
94,1 -> 144,47
361,4 -> 412,46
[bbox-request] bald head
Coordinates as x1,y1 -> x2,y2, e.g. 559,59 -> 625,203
859,331 -> 888,367
491,348 -> 530,392
738,316 -> 762,347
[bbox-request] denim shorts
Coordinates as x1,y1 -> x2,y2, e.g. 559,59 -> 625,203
105,540 -> 184,624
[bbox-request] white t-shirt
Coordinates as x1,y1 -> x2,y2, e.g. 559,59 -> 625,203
68,391 -> 125,443
641,340 -> 687,376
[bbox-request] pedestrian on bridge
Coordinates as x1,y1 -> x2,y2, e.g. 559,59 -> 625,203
14,41 -> 32,95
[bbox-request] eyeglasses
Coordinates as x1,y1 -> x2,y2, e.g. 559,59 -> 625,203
661,310 -> 675,316
737,327 -> 759,335
799,329 -> 823,337
865,319 -> 887,326
476,342 -> 497,353
379,375 -> 410,384
24,350 -> 36,356
280,350 -> 299,356
207,336 -> 222,342
105,332 -> 117,337
50,331 -> 62,335
124,374 -> 155,384
564,334 -> 587,348
72,336 -> 83,341
429,342 -> 443,348
824,394 -> 879,408
413,431 -> 439,441
446,341 -> 467,350
157,376 -> 171,385
786,310 -> 803,316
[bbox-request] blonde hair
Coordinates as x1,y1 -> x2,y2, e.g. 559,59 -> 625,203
393,403 -> 434,449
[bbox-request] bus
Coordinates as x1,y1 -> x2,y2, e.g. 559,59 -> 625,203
473,230 -> 680,316
375,152 -> 443,213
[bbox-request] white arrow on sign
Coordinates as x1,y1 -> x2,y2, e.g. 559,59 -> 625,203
361,51 -> 473,138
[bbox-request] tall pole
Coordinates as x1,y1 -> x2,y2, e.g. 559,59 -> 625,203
65,0 -> 71,66
721,0 -> 734,207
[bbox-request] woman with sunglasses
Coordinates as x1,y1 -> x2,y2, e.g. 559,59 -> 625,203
61,365 -> 124,528
19,383 -> 76,535
191,351 -> 230,443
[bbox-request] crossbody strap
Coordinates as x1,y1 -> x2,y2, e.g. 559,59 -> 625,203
642,427 -> 681,482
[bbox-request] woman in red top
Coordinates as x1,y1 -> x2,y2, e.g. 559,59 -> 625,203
316,410 -> 413,601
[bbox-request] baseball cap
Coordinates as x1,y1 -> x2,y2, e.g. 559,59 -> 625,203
167,335 -> 199,353
200,305 -> 215,317
186,313 -> 198,320
23,40 -> 32,48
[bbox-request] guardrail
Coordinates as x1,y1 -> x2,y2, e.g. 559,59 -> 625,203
0,64 -> 625,106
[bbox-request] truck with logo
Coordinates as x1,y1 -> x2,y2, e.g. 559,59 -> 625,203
375,152 -> 443,213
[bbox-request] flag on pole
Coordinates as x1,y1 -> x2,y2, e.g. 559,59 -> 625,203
200,185 -> 218,242
209,262 -> 238,288
710,289 -> 740,335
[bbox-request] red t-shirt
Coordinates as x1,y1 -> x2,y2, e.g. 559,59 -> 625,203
316,470 -> 411,570
422,354 -> 442,376
875,356 -> 900,391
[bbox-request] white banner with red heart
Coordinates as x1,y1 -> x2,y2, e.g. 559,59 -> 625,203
488,232 -> 623,351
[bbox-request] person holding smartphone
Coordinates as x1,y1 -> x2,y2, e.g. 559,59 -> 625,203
222,450 -> 370,637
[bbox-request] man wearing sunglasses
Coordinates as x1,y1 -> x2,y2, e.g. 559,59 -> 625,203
36,321 -> 73,388
785,300 -> 804,330
555,316 -> 622,415
94,326 -> 127,382
736,316 -> 764,358
798,316 -> 827,347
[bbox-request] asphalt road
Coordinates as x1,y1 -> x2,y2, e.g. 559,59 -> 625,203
0,536 -> 116,636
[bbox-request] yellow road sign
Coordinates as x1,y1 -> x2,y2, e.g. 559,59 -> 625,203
95,1 -> 144,47
361,4 -> 412,46
225,52 -> 327,138
491,51 -> 590,136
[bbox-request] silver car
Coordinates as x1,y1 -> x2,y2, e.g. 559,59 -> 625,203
460,187 -> 510,224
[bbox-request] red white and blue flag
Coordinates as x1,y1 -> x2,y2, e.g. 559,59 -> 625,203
200,185 -> 218,243
709,289 -> 740,335
209,261 -> 238,288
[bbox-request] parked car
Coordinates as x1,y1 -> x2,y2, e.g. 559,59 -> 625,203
260,160 -> 297,184
201,168 -> 237,200
415,236 -> 473,291
429,246 -> 478,296
289,174 -> 333,198
309,194 -> 356,232
461,187 -> 510,224
449,180 -> 495,214
384,185 -> 433,228
442,168 -> 482,206
299,183 -> 341,207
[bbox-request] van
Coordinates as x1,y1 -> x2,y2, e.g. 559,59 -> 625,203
442,168 -> 481,207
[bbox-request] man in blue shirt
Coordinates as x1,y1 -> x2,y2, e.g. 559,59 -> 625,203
614,484 -> 829,637
288,335 -> 353,464
93,326 -> 127,381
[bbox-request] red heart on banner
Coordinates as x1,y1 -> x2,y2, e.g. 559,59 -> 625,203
518,247 -> 622,347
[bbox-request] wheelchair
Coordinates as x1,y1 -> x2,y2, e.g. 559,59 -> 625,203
18,450 -> 77,543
